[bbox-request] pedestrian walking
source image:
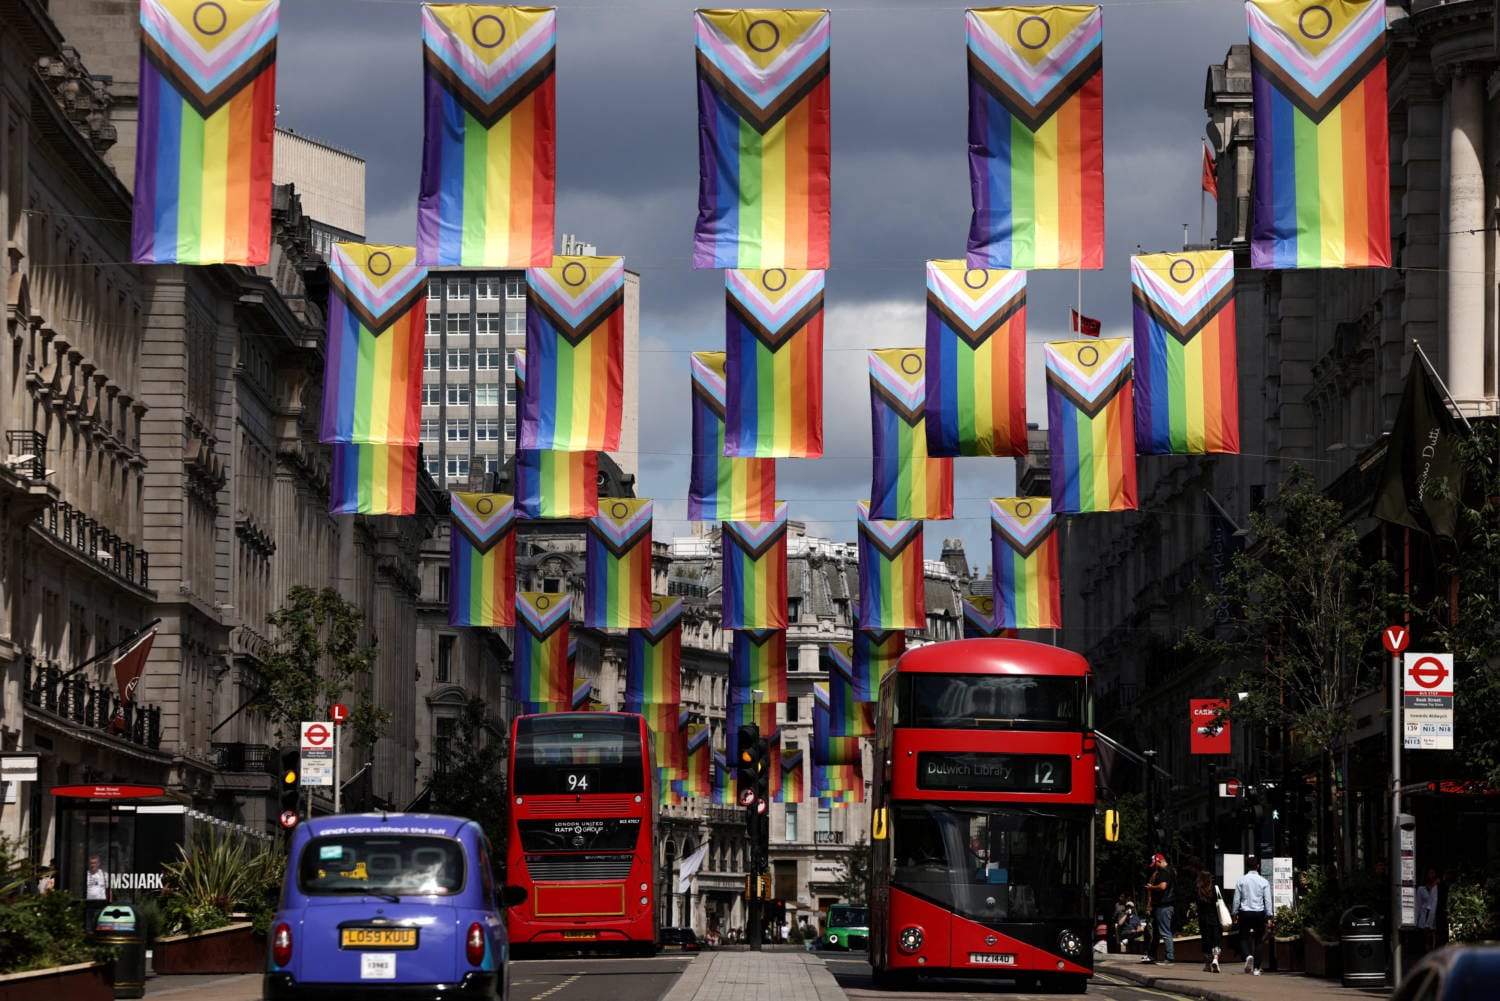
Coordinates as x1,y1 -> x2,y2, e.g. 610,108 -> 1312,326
1196,870 -> 1224,973
1143,853 -> 1175,965
1416,868 -> 1440,954
1233,855 -> 1274,975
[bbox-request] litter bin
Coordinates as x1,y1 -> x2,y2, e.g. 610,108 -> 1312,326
93,903 -> 145,999
1340,905 -> 1386,988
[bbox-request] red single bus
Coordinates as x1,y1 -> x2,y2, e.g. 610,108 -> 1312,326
504,711 -> 658,956
868,639 -> 1095,993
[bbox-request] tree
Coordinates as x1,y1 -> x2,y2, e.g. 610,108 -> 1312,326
1182,466 -> 1401,874
832,837 -> 870,905
429,697 -> 508,848
253,586 -> 391,751
1095,794 -> 1151,905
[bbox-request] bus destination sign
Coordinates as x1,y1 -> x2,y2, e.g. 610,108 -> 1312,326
915,752 -> 1071,793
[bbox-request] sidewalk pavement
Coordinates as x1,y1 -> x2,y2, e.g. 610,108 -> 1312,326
1094,952 -> 1390,1000
662,949 -> 844,1001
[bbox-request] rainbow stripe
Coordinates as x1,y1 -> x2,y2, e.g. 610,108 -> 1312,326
693,10 -> 830,269
711,750 -> 737,804
418,5 -> 555,267
520,257 -> 625,452
856,501 -> 924,630
689,352 -> 777,521
632,702 -> 685,778
925,262 -> 1028,457
966,6 -> 1104,270
729,629 -> 787,705
724,269 -> 824,458
572,678 -> 594,711
133,0 -> 277,265
625,596 -> 683,704
962,595 -> 1019,639
329,444 -> 418,515
684,723 -> 710,799
1045,338 -> 1136,513
320,244 -> 427,445
448,493 -> 517,627
869,349 -> 954,520
721,503 -> 789,630
814,764 -> 862,804
990,497 -> 1062,629
811,685 -> 862,765
779,749 -> 804,803
515,449 -> 599,518
1131,251 -> 1240,454
1247,0 -> 1389,268
827,658 -> 873,738
853,630 -> 905,700
584,498 -> 654,628
514,591 -> 572,705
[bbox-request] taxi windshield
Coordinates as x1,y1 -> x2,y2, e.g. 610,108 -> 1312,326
298,835 -> 466,897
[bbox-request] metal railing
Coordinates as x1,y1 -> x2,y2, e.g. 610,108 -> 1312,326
211,742 -> 273,773
22,653 -> 162,750
4,430 -> 46,480
814,831 -> 845,845
42,497 -> 150,587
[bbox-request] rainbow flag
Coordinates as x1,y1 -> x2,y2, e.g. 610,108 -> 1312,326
990,497 -> 1061,629
693,10 -> 830,269
584,498 -> 654,628
689,352 -> 777,521
417,5 -> 555,268
520,257 -> 625,452
320,244 -> 426,445
853,630 -> 905,700
514,591 -> 572,706
925,262 -> 1028,457
515,449 -> 599,518
966,6 -> 1104,270
827,658 -> 873,739
1045,338 -> 1136,513
625,596 -> 684,704
448,493 -> 517,627
811,685 -> 862,762
962,595 -> 1019,639
721,503 -> 789,630
572,678 -> 594,711
869,349 -> 954,520
814,764 -> 862,804
729,629 -> 787,705
684,723 -> 710,798
633,702 -> 685,776
724,269 -> 824,458
133,0 -> 278,265
1131,251 -> 1240,454
779,748 -> 805,803
1247,0 -> 1389,268
711,750 -> 737,804
329,444 -> 418,515
856,501 -> 924,630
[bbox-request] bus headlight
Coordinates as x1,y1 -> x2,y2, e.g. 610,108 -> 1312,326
898,926 -> 924,954
1056,928 -> 1084,958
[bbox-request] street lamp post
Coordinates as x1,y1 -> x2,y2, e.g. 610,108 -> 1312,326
1144,750 -> 1157,847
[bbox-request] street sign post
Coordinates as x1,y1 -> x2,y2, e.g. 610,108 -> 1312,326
328,704 -> 347,813
1222,778 -> 1241,798
300,721 -> 334,787
279,810 -> 299,829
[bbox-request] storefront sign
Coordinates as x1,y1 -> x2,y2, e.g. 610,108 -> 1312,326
1190,699 -> 1232,754
1272,857 -> 1293,910
51,785 -> 165,799
1,754 -> 39,783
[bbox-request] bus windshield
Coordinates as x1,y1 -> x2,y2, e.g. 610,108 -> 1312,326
890,804 -> 1090,923
512,715 -> 645,795
894,673 -> 1088,730
828,905 -> 869,929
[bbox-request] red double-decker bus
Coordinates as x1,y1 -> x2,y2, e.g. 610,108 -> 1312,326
504,712 -> 658,956
868,639 -> 1095,993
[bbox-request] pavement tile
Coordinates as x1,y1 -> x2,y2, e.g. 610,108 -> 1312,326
1094,953 -> 1390,1000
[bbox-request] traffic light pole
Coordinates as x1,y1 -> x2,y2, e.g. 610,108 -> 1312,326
747,820 -> 763,951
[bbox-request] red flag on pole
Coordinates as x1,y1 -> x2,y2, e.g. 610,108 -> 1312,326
1070,308 -> 1101,337
1201,144 -> 1218,199
108,627 -> 157,733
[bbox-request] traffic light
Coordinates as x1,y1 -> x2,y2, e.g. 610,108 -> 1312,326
276,746 -> 301,822
736,724 -> 765,808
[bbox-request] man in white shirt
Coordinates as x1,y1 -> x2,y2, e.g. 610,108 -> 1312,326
1232,855 -> 1274,975
84,854 -> 111,931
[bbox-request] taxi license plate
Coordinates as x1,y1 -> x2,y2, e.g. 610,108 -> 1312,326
562,931 -> 598,940
341,928 -> 418,949
969,953 -> 1015,966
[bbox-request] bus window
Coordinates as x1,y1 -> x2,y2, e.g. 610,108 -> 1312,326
898,674 -> 1086,730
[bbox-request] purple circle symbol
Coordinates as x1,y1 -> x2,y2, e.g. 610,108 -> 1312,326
561,262 -> 588,287
1015,501 -> 1033,519
900,353 -> 923,376
1169,259 -> 1196,284
1078,345 -> 1099,368
193,2 -> 227,36
611,501 -> 631,519
746,19 -> 780,53
476,497 -> 494,516
473,14 -> 506,49
963,269 -> 990,290
1299,5 -> 1332,40
367,251 -> 393,277
1017,15 -> 1050,50
761,269 -> 788,292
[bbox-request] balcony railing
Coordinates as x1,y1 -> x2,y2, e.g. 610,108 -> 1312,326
211,742 -> 273,773
814,831 -> 845,845
42,497 -> 150,588
22,653 -> 162,750
5,430 -> 46,480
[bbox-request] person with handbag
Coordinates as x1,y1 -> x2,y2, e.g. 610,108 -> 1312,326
1196,870 -> 1229,972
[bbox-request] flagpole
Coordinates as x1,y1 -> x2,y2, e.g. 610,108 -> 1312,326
1411,338 -> 1475,433
58,618 -> 161,681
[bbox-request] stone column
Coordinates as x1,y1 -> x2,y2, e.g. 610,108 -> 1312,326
1443,68 -> 1485,413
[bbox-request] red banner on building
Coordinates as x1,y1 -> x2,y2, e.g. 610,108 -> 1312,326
1190,698 -> 1231,754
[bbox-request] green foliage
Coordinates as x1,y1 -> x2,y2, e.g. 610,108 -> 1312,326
429,697 -> 509,851
833,837 -> 870,906
255,586 -> 391,749
0,835 -> 110,973
1446,880 -> 1495,943
1094,793 -> 1150,903
1289,864 -> 1385,939
160,830 -> 284,936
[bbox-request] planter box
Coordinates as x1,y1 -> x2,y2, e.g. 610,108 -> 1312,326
152,923 -> 264,975
1302,929 -> 1341,979
0,961 -> 112,1001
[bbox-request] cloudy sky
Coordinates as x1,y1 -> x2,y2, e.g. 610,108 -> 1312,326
278,0 -> 1248,569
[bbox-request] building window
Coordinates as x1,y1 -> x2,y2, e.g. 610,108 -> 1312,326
425,456 -> 442,476
475,418 -> 499,441
817,807 -> 831,833
437,634 -> 455,682
447,313 -> 470,336
505,385 -> 517,406
505,275 -> 526,299
785,807 -> 798,842
428,279 -> 441,300
788,597 -> 802,623
543,577 -> 562,593
504,313 -> 525,337
476,347 -> 501,371
436,564 -> 449,602
424,348 -> 441,371
420,420 -> 439,443
505,420 -> 517,442
785,696 -> 799,722
422,383 -> 441,406
447,277 -> 470,300
476,314 -> 500,337
506,348 -> 518,371
426,314 -> 441,337
482,453 -> 500,473
474,384 -> 500,407
447,385 -> 470,406
475,276 -> 500,299
446,456 -> 469,478
446,422 -> 470,442
447,349 -> 470,371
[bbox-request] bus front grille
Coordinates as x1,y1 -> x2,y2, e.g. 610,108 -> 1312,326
525,857 -> 636,880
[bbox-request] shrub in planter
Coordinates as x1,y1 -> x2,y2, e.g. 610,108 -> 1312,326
0,836 -> 112,975
160,830 -> 284,937
1446,881 -> 1494,943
